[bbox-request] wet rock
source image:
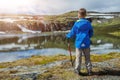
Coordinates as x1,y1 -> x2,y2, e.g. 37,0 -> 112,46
0,60 -> 69,80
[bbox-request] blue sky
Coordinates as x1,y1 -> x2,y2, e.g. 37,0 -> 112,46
0,0 -> 119,15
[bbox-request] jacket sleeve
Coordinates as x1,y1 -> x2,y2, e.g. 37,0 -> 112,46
66,22 -> 77,38
89,23 -> 93,38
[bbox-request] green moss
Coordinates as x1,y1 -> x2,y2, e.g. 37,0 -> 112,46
0,52 -> 120,80
92,18 -> 120,27
37,52 -> 120,80
38,65 -> 82,80
0,52 -> 119,69
44,11 -> 77,24
109,31 -> 120,37
0,55 -> 69,68
0,71 -> 20,80
91,52 -> 120,62
38,63 -> 101,80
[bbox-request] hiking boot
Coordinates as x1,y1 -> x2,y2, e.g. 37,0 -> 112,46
74,69 -> 80,75
87,71 -> 93,76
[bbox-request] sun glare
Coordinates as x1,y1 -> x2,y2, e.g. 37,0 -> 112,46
0,0 -> 53,14
1,0 -> 30,7
0,0 -> 34,13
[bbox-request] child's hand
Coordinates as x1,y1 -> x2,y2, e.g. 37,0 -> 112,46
90,40 -> 93,44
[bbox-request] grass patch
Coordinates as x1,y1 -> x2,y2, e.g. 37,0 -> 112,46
92,18 -> 120,27
0,71 -> 20,80
0,54 -> 70,68
91,52 -> 120,62
0,52 -> 120,69
109,31 -> 120,37
38,66 -> 82,80
37,52 -> 120,80
0,52 -> 120,80
37,62 -> 102,80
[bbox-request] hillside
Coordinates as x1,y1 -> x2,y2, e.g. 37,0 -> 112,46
0,11 -> 120,33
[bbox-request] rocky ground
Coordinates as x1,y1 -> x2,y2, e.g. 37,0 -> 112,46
0,54 -> 120,80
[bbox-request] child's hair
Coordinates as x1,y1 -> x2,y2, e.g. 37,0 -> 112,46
78,8 -> 87,17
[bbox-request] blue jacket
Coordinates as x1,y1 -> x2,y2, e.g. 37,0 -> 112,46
66,18 -> 93,49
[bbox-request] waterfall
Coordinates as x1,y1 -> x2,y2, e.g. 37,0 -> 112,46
0,17 -> 41,33
0,31 -> 6,34
17,24 -> 41,33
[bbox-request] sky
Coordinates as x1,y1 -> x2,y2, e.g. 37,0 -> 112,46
0,0 -> 120,15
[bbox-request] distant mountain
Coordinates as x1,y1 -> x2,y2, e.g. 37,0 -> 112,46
0,11 -> 120,16
103,12 -> 120,14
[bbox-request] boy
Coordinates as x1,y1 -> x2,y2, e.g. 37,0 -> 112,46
66,8 -> 93,76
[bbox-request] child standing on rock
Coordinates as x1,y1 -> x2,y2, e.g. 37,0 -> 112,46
66,8 -> 93,76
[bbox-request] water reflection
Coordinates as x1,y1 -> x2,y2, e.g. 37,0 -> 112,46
0,48 -> 72,63
0,33 -> 120,63
0,33 -> 67,52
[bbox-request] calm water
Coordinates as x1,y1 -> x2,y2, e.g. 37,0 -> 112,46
0,32 -> 120,63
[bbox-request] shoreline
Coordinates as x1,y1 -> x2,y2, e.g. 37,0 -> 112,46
0,50 -> 120,63
0,52 -> 119,68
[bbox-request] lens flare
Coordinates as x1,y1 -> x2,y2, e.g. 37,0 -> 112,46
0,0 -> 34,14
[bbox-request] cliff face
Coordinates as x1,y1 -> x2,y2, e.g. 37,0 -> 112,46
0,20 -> 75,33
0,11 -> 119,33
0,22 -> 21,32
